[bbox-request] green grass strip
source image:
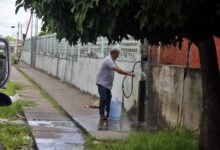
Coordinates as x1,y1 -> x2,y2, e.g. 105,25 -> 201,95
19,100 -> 37,107
0,101 -> 23,120
0,82 -> 23,120
17,68 -> 66,116
0,124 -> 32,150
0,81 -> 22,96
0,81 -> 33,149
85,128 -> 198,150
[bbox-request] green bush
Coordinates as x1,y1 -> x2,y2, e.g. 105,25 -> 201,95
11,54 -> 19,65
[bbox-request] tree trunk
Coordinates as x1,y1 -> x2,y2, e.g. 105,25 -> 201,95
194,36 -> 220,150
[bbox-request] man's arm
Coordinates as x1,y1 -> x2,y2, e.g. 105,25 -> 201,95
112,67 -> 135,77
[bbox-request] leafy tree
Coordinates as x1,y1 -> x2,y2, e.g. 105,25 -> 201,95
16,0 -> 220,149
38,31 -> 47,36
38,30 -> 52,36
4,36 -> 16,43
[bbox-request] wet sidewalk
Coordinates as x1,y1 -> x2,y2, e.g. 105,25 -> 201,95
11,66 -> 85,150
16,62 -> 133,140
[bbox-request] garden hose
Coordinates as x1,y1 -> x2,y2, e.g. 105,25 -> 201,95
122,61 -> 142,99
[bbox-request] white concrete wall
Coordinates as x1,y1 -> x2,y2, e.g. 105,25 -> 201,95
22,39 -> 31,65
149,65 -> 202,130
21,51 -> 31,65
32,54 -> 141,111
22,36 -> 142,111
22,35 -> 203,130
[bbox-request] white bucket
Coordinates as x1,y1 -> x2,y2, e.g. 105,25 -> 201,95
109,97 -> 122,120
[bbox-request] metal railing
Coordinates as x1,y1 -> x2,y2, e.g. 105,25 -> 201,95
24,34 -> 141,62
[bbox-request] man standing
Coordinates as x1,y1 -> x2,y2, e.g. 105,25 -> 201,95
96,48 -> 135,120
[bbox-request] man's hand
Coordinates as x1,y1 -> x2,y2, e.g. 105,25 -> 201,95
127,72 -> 135,77
112,67 -> 135,77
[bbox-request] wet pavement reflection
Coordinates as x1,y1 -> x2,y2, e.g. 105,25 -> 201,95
98,120 -> 109,130
97,115 -> 131,131
97,116 -> 154,132
28,120 -> 84,150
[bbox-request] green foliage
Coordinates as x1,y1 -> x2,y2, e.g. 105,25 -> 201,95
11,53 -> 19,65
0,124 -> 32,150
0,82 -> 23,120
0,99 -> 36,120
0,81 -> 32,150
19,100 -> 37,107
20,70 -> 66,115
85,129 -> 198,150
15,0 -> 220,45
4,36 -> 16,43
38,31 -> 47,36
0,51 -> 6,56
0,100 -> 36,121
0,82 -> 22,96
14,1 -> 220,149
0,101 -> 23,120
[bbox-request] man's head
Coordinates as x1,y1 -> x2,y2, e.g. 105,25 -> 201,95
110,49 -> 120,60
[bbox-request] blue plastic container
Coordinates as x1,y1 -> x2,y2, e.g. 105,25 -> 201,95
109,97 -> 122,120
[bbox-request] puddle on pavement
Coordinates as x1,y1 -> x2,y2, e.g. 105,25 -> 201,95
97,119 -> 132,131
28,120 -> 75,128
36,138 -> 84,150
29,120 -> 84,150
97,118 -> 156,132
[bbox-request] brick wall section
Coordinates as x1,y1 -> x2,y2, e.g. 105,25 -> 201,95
160,45 -> 178,65
150,37 -> 220,68
150,45 -> 159,64
189,43 -> 200,68
215,37 -> 220,66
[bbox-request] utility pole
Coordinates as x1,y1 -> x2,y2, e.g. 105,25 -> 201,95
31,13 -> 34,38
16,22 -> 20,54
35,14 -> 38,37
20,24 -> 23,40
18,13 -> 33,63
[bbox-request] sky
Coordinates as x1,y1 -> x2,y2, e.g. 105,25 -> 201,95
0,0 -> 41,39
